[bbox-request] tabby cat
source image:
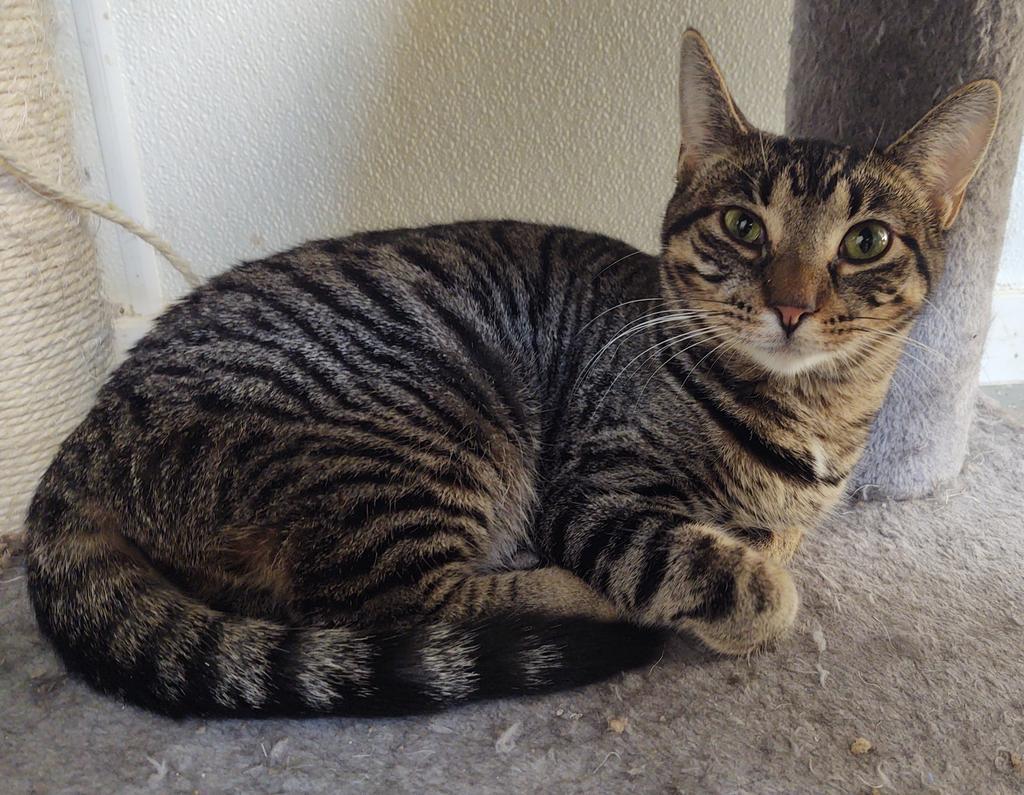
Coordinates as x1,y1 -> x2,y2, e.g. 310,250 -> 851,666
26,31 -> 999,717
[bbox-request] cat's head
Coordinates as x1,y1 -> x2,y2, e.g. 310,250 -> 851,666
660,30 -> 1000,377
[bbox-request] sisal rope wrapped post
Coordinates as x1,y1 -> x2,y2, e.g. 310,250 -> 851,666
0,0 -> 112,539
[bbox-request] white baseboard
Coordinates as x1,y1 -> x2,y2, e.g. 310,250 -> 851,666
112,314 -> 156,365
72,0 -> 165,317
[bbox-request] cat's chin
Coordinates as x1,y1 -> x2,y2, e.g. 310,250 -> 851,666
738,341 -> 834,378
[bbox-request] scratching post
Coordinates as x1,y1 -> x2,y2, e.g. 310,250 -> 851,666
0,0 -> 111,539
787,0 -> 1024,499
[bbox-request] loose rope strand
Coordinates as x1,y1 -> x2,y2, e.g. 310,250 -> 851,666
0,147 -> 201,288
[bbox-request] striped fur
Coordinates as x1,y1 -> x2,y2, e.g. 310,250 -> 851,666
25,31 -> 998,716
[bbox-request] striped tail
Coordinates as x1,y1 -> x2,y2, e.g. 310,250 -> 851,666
26,499 -> 662,717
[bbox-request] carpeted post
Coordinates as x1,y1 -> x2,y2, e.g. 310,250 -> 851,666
786,1 -> 1024,499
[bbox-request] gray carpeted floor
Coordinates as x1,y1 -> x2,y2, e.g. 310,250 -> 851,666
2,398 -> 1023,794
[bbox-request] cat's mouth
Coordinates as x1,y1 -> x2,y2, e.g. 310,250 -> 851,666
737,318 -> 835,376
742,340 -> 833,376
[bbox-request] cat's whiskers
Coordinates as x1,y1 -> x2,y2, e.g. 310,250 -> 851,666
625,331 -> 699,376
632,324 -> 726,376
616,320 -> 726,374
885,346 -> 940,392
637,325 -> 732,401
577,313 -> 697,384
626,329 -> 725,390
757,130 -> 771,183
870,355 -> 926,406
603,306 -> 722,339
868,121 -> 886,158
595,250 -> 644,277
579,297 -> 668,332
846,325 -> 949,365
710,335 -> 743,372
679,336 -> 735,386
573,309 -> 728,393
856,334 -> 939,392
607,307 -> 714,337
720,156 -> 759,188
606,328 -> 729,412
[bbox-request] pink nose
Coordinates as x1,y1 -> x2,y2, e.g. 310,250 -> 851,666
773,305 -> 813,336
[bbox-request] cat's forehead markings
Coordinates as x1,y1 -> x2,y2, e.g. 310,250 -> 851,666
761,178 -> 849,250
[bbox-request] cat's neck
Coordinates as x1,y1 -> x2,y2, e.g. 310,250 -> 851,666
761,344 -> 903,475
665,325 -> 904,470
778,343 -> 903,419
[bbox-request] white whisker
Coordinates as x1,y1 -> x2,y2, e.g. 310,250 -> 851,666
579,297 -> 666,332
848,325 -> 949,365
595,250 -> 644,277
757,130 -> 771,184
680,337 -> 733,385
637,327 -> 729,401
573,310 -> 727,393
596,330 -> 728,415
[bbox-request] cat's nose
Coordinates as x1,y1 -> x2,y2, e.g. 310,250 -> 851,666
772,304 -> 814,336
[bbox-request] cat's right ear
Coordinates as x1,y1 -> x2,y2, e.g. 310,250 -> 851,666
677,29 -> 749,179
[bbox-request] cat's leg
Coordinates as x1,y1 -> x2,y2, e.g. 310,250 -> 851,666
249,458 -> 624,628
540,490 -> 798,655
418,564 -> 620,622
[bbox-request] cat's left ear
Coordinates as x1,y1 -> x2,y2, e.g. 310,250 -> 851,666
677,29 -> 750,179
886,80 -> 1001,229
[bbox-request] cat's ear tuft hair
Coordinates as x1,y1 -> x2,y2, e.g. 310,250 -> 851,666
886,79 -> 1001,229
677,29 -> 749,179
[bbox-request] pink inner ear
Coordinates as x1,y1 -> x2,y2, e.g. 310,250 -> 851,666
677,33 -> 748,174
925,115 -> 994,227
933,119 -> 994,198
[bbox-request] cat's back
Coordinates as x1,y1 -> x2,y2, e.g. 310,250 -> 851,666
31,219 -> 656,577
118,220 -> 657,400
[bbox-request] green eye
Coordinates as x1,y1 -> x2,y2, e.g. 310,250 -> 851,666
842,221 -> 890,261
722,208 -> 765,246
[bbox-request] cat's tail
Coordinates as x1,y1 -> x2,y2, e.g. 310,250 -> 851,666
26,495 -> 662,718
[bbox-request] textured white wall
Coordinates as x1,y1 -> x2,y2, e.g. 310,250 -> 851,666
54,1 -> 1021,378
982,158 -> 1024,384
977,135 -> 1024,384
99,0 -> 795,300
999,160 -> 1024,287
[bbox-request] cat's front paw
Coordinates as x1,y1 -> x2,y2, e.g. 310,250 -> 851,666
667,537 -> 799,656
